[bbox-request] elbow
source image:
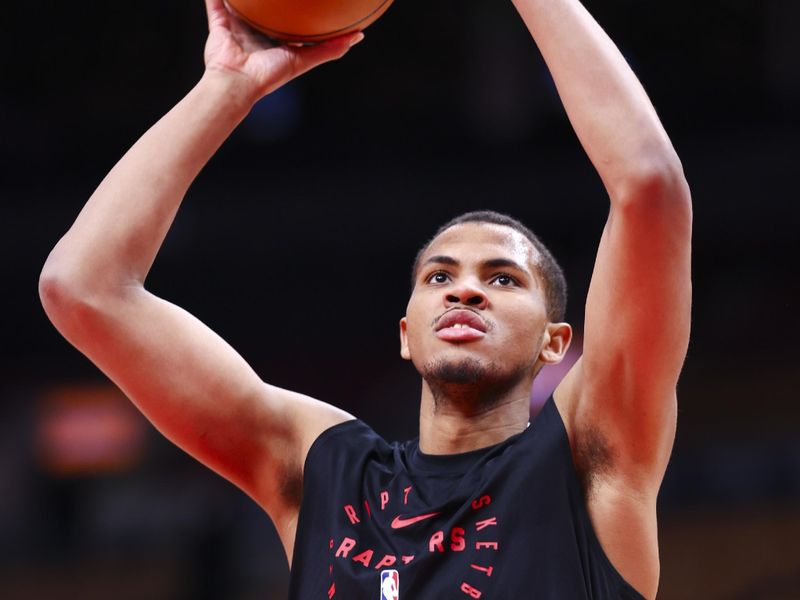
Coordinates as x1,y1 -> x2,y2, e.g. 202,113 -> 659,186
39,260 -> 88,331
610,151 -> 692,221
40,253 -> 70,317
39,256 -> 113,335
39,267 -> 62,316
39,241 -> 142,337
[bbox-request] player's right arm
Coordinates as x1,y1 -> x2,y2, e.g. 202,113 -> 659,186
38,0 -> 361,557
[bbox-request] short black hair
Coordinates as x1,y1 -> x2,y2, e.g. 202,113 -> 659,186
411,210 -> 567,322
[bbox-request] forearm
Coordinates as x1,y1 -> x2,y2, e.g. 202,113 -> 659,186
512,0 -> 682,200
42,71 -> 255,294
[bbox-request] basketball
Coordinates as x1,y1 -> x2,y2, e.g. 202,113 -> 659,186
226,0 -> 394,43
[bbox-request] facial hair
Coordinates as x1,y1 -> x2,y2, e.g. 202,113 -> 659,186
420,356 -> 531,413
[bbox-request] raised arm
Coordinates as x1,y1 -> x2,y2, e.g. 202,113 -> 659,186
513,0 -> 691,596
39,0 -> 361,556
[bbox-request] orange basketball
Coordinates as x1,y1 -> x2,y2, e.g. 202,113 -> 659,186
226,0 -> 395,43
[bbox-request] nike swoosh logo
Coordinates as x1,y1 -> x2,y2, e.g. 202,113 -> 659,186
390,512 -> 441,529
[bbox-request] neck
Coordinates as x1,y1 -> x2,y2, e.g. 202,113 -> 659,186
417,378 -> 533,455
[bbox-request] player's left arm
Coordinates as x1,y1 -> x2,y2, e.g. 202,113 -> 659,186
514,0 -> 692,485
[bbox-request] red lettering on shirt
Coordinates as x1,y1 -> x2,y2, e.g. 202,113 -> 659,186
450,527 -> 466,551
429,530 -> 445,553
470,564 -> 494,577
364,500 -> 372,519
380,490 -> 389,510
475,541 -> 498,550
471,495 -> 492,510
460,582 -> 482,598
404,486 -> 412,505
335,537 -> 357,558
374,554 -> 397,569
344,504 -> 360,525
327,582 -> 336,598
475,517 -> 497,531
352,549 -> 374,567
401,555 -> 415,564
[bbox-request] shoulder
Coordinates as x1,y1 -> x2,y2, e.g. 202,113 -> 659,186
306,418 -> 377,459
301,417 -> 392,477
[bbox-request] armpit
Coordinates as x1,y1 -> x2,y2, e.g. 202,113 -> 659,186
573,424 -> 616,498
279,462 -> 303,508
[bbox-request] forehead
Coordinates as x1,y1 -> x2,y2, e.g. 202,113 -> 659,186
420,223 -> 539,270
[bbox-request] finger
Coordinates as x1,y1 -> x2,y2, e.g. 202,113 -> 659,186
290,32 -> 365,77
204,0 -> 230,30
229,10 -> 278,52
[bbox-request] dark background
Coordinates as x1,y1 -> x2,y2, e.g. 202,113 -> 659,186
1,0 -> 799,598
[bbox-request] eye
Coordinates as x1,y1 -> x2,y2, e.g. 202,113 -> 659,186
490,273 -> 517,287
426,271 -> 450,284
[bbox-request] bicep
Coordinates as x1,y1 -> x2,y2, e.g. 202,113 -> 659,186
45,285 -> 352,518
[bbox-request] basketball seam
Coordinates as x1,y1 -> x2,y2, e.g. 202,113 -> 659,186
232,0 -> 394,41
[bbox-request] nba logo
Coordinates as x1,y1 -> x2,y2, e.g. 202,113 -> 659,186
380,569 -> 399,600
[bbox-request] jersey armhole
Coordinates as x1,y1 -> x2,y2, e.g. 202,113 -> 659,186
548,400 -> 648,600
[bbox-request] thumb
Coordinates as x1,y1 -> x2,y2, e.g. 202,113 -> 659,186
289,32 -> 365,78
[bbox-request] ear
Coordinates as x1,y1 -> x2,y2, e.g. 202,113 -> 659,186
539,322 -> 573,365
399,317 -> 411,360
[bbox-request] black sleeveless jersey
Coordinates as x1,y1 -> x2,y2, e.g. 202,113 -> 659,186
288,397 -> 646,600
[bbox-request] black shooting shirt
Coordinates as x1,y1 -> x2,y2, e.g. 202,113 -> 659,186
288,397 -> 646,599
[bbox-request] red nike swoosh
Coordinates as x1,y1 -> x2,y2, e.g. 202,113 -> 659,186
390,512 -> 441,529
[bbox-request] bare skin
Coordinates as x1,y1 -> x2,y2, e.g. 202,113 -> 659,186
402,223 -> 570,456
39,0 -> 691,598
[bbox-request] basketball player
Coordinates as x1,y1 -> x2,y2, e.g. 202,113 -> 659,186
39,0 -> 691,598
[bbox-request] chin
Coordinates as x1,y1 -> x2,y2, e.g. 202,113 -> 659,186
418,355 -> 534,411
419,354 -> 511,386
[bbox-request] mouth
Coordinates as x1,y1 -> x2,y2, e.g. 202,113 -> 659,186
434,309 -> 487,342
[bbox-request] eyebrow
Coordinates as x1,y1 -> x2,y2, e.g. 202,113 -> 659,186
422,255 -> 460,268
422,255 -> 529,274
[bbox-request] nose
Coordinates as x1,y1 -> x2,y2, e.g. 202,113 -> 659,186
444,280 -> 488,309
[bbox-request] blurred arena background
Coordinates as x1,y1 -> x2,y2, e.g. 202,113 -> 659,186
1,0 -> 798,598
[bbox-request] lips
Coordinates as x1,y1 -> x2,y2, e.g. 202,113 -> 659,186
435,309 -> 487,342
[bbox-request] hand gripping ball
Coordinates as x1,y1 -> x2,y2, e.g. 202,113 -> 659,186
226,0 -> 395,43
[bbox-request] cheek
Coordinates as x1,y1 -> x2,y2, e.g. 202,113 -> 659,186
406,316 -> 430,352
405,297 -> 433,336
500,305 -> 546,349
